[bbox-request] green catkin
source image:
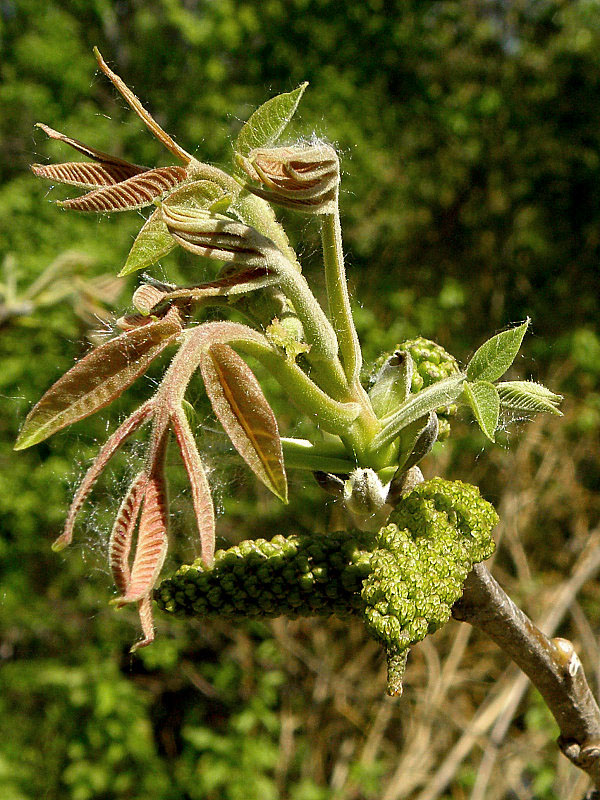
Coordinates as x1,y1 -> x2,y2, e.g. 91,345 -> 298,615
156,478 -> 498,694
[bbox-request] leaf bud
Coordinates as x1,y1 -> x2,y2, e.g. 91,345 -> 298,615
238,142 -> 340,214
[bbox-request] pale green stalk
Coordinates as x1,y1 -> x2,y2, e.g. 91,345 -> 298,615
163,324 -> 360,437
321,203 -> 362,384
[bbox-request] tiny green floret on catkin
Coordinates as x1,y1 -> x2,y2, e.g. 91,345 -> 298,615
156,478 -> 498,695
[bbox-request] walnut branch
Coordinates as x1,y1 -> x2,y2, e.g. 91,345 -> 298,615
452,562 -> 600,789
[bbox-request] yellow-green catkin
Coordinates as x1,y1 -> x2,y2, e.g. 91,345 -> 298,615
156,479 -> 498,694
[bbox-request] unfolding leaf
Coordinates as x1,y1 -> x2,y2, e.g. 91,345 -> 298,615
34,122 -> 146,169
120,180 -> 230,275
171,408 -> 215,565
131,596 -> 156,651
94,47 -> 192,164
235,83 -> 308,161
463,380 -> 500,442
133,265 -> 273,315
496,380 -> 563,415
32,161 -> 145,188
15,310 -> 181,451
371,374 -> 466,451
118,467 -> 169,604
368,351 -> 414,419
58,166 -> 187,212
200,343 -> 288,502
109,471 -> 147,593
466,319 -> 530,383
121,209 -> 176,275
52,400 -> 155,550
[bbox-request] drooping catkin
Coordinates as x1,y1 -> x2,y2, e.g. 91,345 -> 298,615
156,478 -> 498,694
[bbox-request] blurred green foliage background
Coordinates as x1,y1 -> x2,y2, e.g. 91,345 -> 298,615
2,1 -> 600,798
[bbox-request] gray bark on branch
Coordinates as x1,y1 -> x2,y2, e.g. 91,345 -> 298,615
452,563 -> 600,789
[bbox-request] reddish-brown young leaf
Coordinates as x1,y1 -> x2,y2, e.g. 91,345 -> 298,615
118,465 -> 169,604
199,343 -> 288,502
58,166 -> 187,212
94,47 -> 192,165
52,400 -> 155,551
109,471 -> 147,593
32,161 -> 145,188
171,408 -> 215,566
131,595 -> 156,651
132,265 -> 273,315
34,123 -> 147,170
15,309 -> 181,451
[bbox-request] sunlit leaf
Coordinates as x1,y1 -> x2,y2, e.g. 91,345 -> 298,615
235,82 -> 308,161
94,47 -> 192,164
171,408 -> 215,565
51,400 -> 155,550
34,122 -> 147,169
121,209 -> 176,276
496,380 -> 563,415
109,471 -> 147,594
15,311 -> 181,451
133,265 -> 273,315
463,380 -> 500,441
119,180 -> 231,276
58,166 -> 187,212
32,161 -> 145,188
118,467 -> 169,604
200,343 -> 288,502
466,319 -> 530,383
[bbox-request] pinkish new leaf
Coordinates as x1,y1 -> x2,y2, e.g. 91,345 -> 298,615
171,408 -> 215,566
15,309 -> 181,451
53,400 -> 155,551
58,166 -> 187,213
200,343 -> 288,503
93,47 -> 192,165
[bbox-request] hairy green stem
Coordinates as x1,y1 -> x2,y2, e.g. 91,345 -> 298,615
321,207 -> 362,384
163,324 -> 360,437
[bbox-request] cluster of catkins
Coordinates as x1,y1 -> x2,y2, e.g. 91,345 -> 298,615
157,477 -> 497,694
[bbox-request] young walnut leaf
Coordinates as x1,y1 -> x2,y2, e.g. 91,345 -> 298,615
53,400 -> 155,551
132,595 -> 156,651
93,47 -> 192,164
32,161 -> 146,189
15,309 -> 181,450
200,343 -> 288,502
120,180 -> 231,276
466,319 -> 530,383
171,408 -> 215,566
109,471 -> 146,593
58,166 -> 187,212
496,381 -> 563,415
463,380 -> 500,441
234,82 -> 308,163
132,265 -> 273,315
33,123 -> 147,173
118,465 -> 169,605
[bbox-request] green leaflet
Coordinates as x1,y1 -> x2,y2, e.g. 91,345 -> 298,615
496,380 -> 563,415
463,380 -> 500,441
368,351 -> 414,419
466,319 -> 529,383
119,181 -> 229,276
234,83 -> 308,162
370,374 -> 466,451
